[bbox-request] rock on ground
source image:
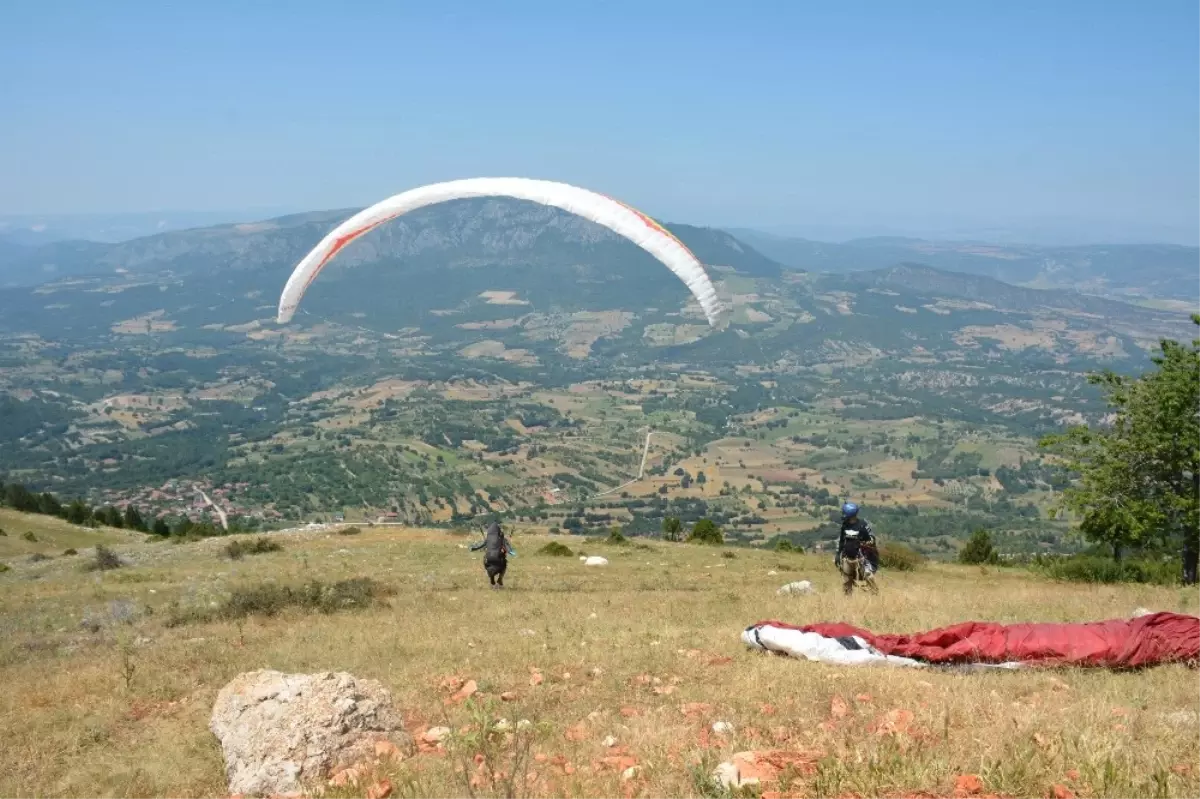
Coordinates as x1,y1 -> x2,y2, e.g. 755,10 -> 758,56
777,580 -> 814,596
209,669 -> 414,797
584,556 -> 609,566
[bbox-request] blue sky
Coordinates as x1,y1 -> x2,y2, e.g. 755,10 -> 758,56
1,1 -> 1197,243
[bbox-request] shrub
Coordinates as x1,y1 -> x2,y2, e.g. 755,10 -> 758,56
0,527 -> 6,536
21,531 -> 36,542
1036,554 -> 1178,586
0,563 -> 8,573
62,548 -> 78,556
167,577 -> 392,626
538,541 -> 574,557
878,542 -> 925,572
688,518 -> 723,546
606,527 -> 628,545
958,529 -> 999,565
337,526 -> 362,536
223,537 -> 283,560
721,550 -> 737,559
86,545 -> 124,571
28,552 -> 51,563
662,517 -> 683,542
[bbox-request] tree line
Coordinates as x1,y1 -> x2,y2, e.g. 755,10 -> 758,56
0,479 -> 248,538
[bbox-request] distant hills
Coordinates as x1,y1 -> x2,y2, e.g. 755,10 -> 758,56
3,203 -> 1194,310
0,198 -> 1192,373
729,228 -> 1199,303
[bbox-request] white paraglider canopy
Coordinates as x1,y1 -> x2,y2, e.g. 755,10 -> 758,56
276,177 -> 727,327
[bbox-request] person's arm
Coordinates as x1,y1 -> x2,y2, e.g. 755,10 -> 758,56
864,520 -> 876,542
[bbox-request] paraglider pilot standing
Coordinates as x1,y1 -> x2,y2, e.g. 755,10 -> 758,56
471,521 -> 515,589
835,502 -> 878,594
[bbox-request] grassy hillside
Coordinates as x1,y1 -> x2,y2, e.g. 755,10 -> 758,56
0,518 -> 1195,798
0,507 -> 143,561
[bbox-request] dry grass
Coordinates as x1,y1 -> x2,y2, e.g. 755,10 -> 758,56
0,520 -> 1196,798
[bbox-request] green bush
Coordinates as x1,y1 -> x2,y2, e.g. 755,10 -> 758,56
0,563 -> 8,573
28,552 -> 51,563
538,541 -> 574,557
688,519 -> 723,546
773,539 -> 803,553
958,529 -> 999,565
1036,555 -> 1178,586
721,550 -> 737,559
337,526 -> 362,536
878,542 -> 925,571
21,531 -> 36,542
606,526 -> 628,545
223,537 -> 283,560
62,548 -> 78,556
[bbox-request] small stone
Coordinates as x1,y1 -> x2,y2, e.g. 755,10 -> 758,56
621,765 -> 639,782
423,726 -> 452,744
712,721 -> 735,735
602,735 -> 618,747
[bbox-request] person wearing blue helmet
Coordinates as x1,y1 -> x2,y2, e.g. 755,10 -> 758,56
835,502 -> 878,594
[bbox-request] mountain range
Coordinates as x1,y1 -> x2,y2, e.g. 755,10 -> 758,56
728,228 -> 1198,303
2,204 -> 1194,312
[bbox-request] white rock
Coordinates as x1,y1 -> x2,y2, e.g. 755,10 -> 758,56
621,765 -> 640,781
777,580 -> 814,596
767,570 -> 778,576
1131,607 -> 1154,618
516,719 -> 533,732
493,718 -> 512,733
584,556 -> 609,567
1164,710 -> 1199,728
714,761 -> 751,790
423,726 -> 452,744
602,735 -> 618,748
712,721 -> 735,735
209,669 -> 413,797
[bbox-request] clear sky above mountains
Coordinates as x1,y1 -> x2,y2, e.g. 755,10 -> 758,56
2,1 -> 1196,244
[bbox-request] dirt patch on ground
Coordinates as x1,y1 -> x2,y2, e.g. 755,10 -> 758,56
479,290 -> 529,306
459,340 -> 538,365
954,324 -> 1058,351
112,311 -> 176,335
457,318 -> 523,331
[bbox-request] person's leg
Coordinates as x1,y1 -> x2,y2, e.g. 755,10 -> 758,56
841,557 -> 857,595
496,562 -> 505,587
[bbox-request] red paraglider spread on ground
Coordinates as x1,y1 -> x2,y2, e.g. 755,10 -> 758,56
750,612 -> 1200,668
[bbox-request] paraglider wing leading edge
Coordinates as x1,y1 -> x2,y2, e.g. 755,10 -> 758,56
276,177 -> 727,327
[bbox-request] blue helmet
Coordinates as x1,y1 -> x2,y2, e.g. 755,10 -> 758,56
842,502 -> 859,519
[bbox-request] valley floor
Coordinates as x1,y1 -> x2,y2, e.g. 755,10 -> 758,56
0,522 -> 1197,798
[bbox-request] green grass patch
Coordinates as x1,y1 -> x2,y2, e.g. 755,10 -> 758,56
167,577 -> 393,626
